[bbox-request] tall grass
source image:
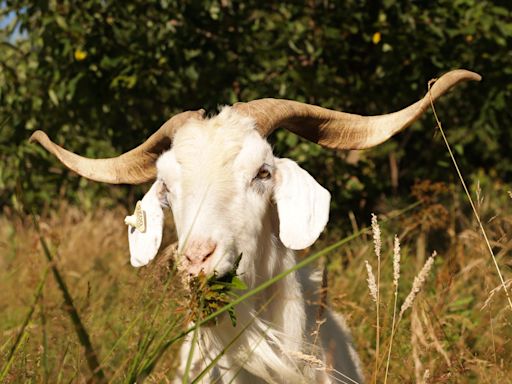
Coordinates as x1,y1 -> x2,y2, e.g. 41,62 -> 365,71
0,168 -> 511,383
427,78 -> 512,313
32,213 -> 107,383
0,267 -> 48,382
365,216 -> 437,383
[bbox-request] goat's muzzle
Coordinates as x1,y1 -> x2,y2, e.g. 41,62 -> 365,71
182,239 -> 217,276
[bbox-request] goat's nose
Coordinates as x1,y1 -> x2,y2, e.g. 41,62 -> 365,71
183,239 -> 217,265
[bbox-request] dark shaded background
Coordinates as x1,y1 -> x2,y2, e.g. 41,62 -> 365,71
1,0 -> 510,223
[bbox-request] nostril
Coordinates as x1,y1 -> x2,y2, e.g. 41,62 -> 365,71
183,239 -> 217,265
201,250 -> 214,263
202,242 -> 217,262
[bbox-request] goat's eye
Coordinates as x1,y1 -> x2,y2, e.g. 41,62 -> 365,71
255,164 -> 272,180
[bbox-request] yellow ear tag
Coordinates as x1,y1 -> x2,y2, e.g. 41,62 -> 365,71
124,201 -> 146,233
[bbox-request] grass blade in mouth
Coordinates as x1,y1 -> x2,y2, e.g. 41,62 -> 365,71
187,253 -> 247,327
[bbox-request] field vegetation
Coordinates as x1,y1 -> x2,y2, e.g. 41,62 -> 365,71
1,176 -> 511,382
1,1 -> 511,383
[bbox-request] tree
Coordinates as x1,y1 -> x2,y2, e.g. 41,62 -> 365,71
1,0 -> 510,218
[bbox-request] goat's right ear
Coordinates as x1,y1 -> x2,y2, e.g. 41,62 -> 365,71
273,158 -> 331,250
126,180 -> 165,267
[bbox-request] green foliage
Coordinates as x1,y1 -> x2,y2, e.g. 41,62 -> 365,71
1,0 -> 510,214
188,253 -> 246,327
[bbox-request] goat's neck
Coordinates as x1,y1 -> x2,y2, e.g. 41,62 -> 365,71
243,207 -> 307,346
199,208 -> 310,383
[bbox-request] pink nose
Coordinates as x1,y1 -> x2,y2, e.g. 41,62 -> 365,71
183,239 -> 217,273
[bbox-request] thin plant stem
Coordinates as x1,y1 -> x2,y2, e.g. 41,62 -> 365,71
375,257 -> 381,384
56,343 -> 70,384
384,235 -> 401,383
32,214 -> 108,383
428,79 -> 512,313
225,334 -> 267,384
193,292 -> 278,384
371,214 -> 382,384
489,302 -> 498,383
124,304 -> 182,382
40,294 -> 50,384
0,267 -> 48,382
383,281 -> 399,383
98,311 -> 144,369
183,298 -> 204,384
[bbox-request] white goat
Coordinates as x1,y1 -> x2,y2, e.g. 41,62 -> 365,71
31,70 -> 480,383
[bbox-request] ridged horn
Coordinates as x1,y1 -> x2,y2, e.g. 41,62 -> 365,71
232,69 -> 481,149
30,110 -> 205,184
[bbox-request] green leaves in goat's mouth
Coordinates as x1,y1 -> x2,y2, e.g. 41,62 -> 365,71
188,253 -> 246,327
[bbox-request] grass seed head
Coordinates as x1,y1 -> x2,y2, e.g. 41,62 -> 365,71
365,260 -> 378,303
400,251 -> 437,318
371,213 -> 381,260
393,235 -> 401,287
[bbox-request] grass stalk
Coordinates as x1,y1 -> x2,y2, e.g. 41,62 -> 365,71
123,309 -> 176,384
0,267 -> 48,381
191,321 -> 265,384
56,343 -> 70,384
40,294 -> 50,384
124,316 -> 182,382
371,214 -> 382,384
193,292 -> 277,384
428,79 -> 512,313
123,272 -> 186,382
225,336 -> 267,384
98,311 -> 144,369
383,236 -> 401,384
31,214 -> 108,383
183,299 -> 203,384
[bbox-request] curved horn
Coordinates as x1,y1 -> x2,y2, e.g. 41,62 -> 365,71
233,69 -> 481,149
30,110 -> 205,184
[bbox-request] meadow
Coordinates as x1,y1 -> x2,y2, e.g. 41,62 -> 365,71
1,174 -> 511,383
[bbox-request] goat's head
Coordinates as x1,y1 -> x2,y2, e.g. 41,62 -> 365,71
30,70 -> 480,280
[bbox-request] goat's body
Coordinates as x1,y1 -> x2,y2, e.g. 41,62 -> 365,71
173,205 -> 363,384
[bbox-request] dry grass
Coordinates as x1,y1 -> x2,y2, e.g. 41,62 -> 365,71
0,203 -> 187,383
0,176 -> 511,382
327,178 -> 512,383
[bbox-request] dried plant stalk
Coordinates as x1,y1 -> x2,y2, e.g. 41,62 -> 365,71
384,235 -> 402,384
370,213 -> 382,384
399,251 -> 437,320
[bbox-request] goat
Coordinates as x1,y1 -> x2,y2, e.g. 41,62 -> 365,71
31,70 -> 480,383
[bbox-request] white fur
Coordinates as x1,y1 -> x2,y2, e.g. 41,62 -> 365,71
132,107 -> 364,383
274,158 -> 331,250
127,180 -> 164,267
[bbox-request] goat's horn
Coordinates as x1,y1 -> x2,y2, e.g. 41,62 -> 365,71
233,69 -> 481,149
30,110 -> 205,184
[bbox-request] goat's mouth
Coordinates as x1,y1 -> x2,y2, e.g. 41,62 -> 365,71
186,253 -> 246,327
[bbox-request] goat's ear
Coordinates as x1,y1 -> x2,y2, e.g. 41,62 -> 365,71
274,158 -> 331,250
126,180 -> 165,267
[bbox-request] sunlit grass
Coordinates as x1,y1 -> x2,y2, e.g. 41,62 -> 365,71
0,174 -> 511,383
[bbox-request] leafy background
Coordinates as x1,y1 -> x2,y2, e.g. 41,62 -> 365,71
1,0 -> 511,218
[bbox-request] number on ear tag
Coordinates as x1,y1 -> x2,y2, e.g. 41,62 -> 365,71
124,201 -> 146,233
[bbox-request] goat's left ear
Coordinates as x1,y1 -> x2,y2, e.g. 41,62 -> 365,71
126,180 -> 165,267
273,158 -> 331,250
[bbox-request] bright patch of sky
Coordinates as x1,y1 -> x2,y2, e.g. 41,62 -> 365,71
0,1 -> 26,41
